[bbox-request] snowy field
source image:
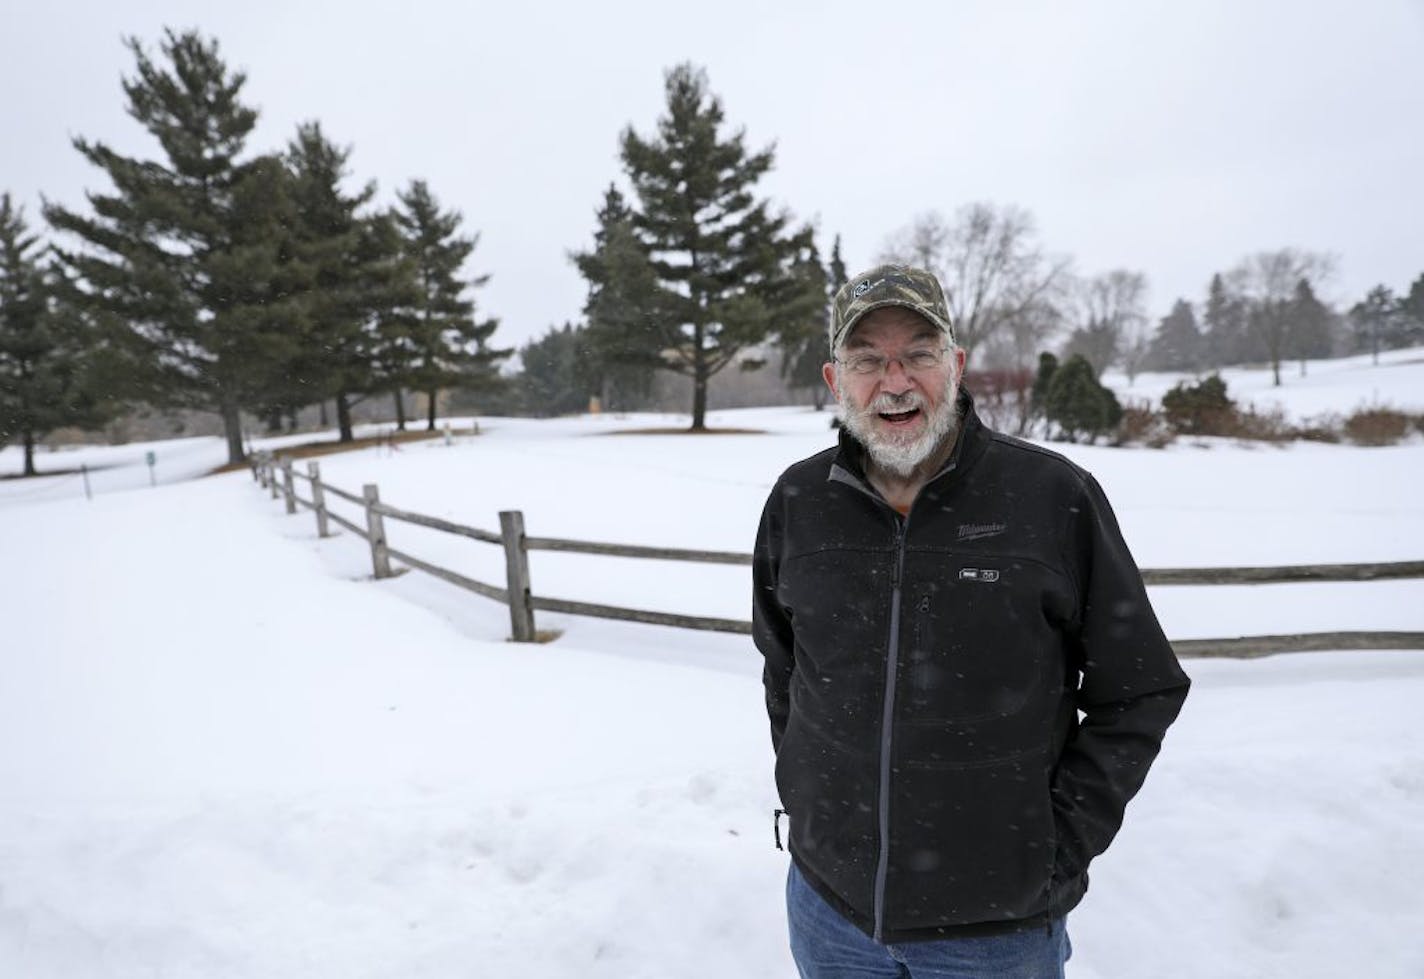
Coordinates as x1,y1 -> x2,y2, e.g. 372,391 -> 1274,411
1100,344 -> 1424,422
3,353 -> 1423,977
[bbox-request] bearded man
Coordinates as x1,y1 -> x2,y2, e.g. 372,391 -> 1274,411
752,264 -> 1189,978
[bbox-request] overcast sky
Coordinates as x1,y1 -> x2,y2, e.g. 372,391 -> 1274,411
4,1 -> 1422,351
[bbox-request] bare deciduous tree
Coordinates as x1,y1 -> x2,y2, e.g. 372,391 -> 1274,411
1227,248 -> 1334,386
1064,269 -> 1151,381
879,204 -> 1069,364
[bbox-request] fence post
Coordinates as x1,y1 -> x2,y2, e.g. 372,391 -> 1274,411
281,459 -> 297,515
363,483 -> 392,579
257,453 -> 269,490
269,455 -> 281,500
309,461 -> 330,538
499,510 -> 536,642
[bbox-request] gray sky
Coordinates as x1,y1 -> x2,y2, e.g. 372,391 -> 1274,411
4,1 -> 1422,351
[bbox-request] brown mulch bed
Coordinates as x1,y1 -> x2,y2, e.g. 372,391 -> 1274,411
209,427 -> 476,475
597,426 -> 766,436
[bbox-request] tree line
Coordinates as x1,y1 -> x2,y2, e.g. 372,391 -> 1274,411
0,30 -> 504,474
7,35 -> 1424,473
513,68 -> 1423,419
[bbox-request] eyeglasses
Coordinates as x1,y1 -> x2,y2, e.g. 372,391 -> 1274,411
836,346 -> 950,377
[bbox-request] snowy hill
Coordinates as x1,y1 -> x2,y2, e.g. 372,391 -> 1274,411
2,353 -> 1423,977
1100,344 -> 1424,421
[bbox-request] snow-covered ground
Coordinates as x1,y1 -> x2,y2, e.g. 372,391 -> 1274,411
3,352 -> 1423,977
1101,344 -> 1424,421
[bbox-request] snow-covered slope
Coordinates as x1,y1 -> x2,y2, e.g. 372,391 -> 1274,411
2,359 -> 1422,977
1101,344 -> 1424,420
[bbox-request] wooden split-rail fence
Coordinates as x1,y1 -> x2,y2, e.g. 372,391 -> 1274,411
250,451 -> 1424,660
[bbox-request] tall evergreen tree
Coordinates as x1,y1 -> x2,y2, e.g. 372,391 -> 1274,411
392,179 -> 504,430
43,30 -> 295,464
778,234 -> 845,410
570,185 -> 661,411
1144,299 -> 1203,372
616,63 -> 819,430
1397,274 -> 1424,348
1060,318 -> 1119,377
1286,278 -> 1334,373
515,322 -> 597,417
1201,273 -> 1249,367
1348,285 -> 1396,364
284,122 -> 413,442
774,238 -> 832,409
1,195 -> 110,474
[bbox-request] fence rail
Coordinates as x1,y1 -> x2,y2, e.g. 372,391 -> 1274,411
250,451 -> 1424,659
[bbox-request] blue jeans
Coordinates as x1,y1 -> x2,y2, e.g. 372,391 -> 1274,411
787,862 -> 1071,979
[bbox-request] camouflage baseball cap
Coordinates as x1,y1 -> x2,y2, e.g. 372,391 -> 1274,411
829,263 -> 955,352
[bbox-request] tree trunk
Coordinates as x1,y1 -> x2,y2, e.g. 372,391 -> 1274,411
220,399 -> 245,466
690,318 -> 708,431
393,389 -> 406,431
336,392 -> 354,442
22,429 -> 36,477
690,369 -> 708,431
426,388 -> 438,431
318,399 -> 329,428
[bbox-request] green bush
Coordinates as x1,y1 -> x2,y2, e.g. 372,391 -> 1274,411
1045,354 -> 1121,443
1161,374 -> 1235,435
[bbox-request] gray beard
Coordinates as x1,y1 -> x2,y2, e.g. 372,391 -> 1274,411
838,372 -> 962,478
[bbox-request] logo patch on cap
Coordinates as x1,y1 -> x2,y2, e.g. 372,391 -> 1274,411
852,278 -> 875,298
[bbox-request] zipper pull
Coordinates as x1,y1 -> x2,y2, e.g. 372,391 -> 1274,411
773,808 -> 787,851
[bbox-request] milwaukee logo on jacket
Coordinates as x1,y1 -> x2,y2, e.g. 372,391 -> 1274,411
752,391 -> 1190,943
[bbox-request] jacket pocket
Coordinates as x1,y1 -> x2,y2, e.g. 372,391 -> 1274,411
904,573 -> 1046,726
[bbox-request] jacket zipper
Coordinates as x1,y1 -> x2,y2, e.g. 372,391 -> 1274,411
873,515 -> 909,942
825,457 -> 957,941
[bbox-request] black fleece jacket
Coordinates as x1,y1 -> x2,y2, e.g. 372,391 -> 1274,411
753,391 -> 1190,942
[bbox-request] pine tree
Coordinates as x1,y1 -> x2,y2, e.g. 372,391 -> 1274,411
1144,299 -> 1203,372
515,323 -> 597,417
43,30 -> 295,465
1201,273 -> 1248,368
777,234 -> 845,410
570,185 -> 662,411
616,63 -> 819,430
773,238 -> 832,408
1400,274 -> 1424,347
1060,318 -> 1119,377
392,179 -> 504,430
284,122 -> 415,442
0,195 -> 110,474
1286,278 -> 1334,374
1349,286 -> 1395,364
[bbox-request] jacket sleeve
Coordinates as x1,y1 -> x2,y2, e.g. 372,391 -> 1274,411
752,485 -> 795,754
1050,473 -> 1190,879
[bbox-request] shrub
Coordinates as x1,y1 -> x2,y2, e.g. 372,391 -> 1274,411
1227,405 -> 1295,443
1295,414 -> 1343,444
1161,374 -> 1235,435
1344,407 -> 1411,446
1045,354 -> 1120,443
1113,401 -> 1174,448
